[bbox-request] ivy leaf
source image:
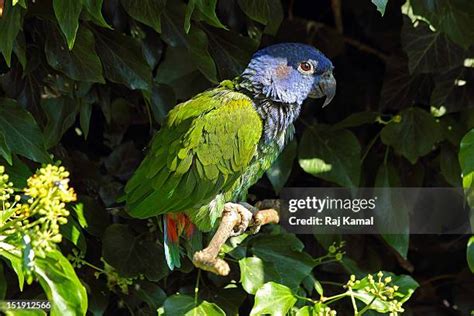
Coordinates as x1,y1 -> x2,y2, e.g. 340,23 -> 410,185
251,233 -> 315,289
45,25 -> 104,83
237,0 -> 283,35
184,0 -> 226,33
250,282 -> 297,316
239,257 -> 281,294
0,0 -> 23,66
266,139 -> 296,194
41,97 -> 79,149
163,294 -> 225,315
440,145 -> 461,186
468,236 -> 474,273
34,250 -> 88,316
94,29 -> 152,91
411,0 -> 474,49
296,303 -> 330,316
431,67 -> 474,113
60,217 -> 87,253
120,0 -> 166,33
143,83 -> 176,124
375,163 -> 409,259
102,224 -> 168,281
0,98 -> 50,163
332,111 -> 379,130
401,17 -> 465,74
82,0 -> 111,29
381,108 -> 442,164
52,0 -> 82,49
0,133 -> 12,165
371,0 -> 388,16
299,125 -> 361,187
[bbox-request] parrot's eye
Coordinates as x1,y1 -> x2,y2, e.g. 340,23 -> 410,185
298,61 -> 314,74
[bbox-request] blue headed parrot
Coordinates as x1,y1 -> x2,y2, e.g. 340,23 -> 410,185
124,43 -> 336,273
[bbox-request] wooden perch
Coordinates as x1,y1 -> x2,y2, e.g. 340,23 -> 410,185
193,200 -> 280,276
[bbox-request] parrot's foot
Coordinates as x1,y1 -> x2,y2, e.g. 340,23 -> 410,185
192,203 -> 241,276
230,202 -> 255,237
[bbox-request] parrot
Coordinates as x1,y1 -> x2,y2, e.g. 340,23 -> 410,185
124,42 -> 336,270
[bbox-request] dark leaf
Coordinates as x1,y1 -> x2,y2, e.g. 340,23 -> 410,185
0,98 -> 50,163
381,108 -> 442,163
45,25 -> 104,83
52,0 -> 82,49
94,29 -> 152,91
266,139 -> 296,194
102,224 -> 168,281
299,125 -> 361,187
184,0 -> 226,33
83,0 -> 111,29
237,0 -> 283,35
0,0 -> 23,66
120,0 -> 166,33
401,17 -> 465,74
41,97 -> 79,149
411,0 -> 474,48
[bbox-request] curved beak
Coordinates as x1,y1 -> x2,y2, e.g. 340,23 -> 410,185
309,71 -> 336,107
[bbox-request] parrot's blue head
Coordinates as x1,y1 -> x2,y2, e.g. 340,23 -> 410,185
241,43 -> 336,106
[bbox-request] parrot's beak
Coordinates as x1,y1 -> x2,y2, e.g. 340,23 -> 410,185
309,71 -> 336,107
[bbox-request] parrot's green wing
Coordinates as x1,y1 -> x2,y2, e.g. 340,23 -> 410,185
125,86 -> 263,219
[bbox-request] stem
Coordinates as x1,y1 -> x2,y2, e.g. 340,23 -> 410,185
361,131 -> 381,164
194,269 -> 201,306
349,291 -> 358,314
357,297 -> 377,315
321,292 -> 348,305
383,146 -> 390,165
82,260 -> 106,273
295,294 -> 317,304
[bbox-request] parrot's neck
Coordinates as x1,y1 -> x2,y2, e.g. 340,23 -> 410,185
234,77 -> 301,149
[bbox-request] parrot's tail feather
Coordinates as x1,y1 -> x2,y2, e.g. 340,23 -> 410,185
163,213 -> 196,270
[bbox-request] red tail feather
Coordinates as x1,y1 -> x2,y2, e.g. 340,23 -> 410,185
165,213 -> 195,243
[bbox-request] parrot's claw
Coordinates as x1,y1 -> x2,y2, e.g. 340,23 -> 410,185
230,203 -> 254,237
193,250 -> 230,276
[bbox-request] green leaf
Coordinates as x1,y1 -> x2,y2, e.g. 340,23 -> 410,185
163,294 -> 225,316
120,0 -> 166,33
94,29 -> 152,91
0,133 -> 12,165
186,27 -> 218,83
375,163 -> 409,259
102,224 -> 168,281
468,236 -> 474,273
460,129 -> 474,210
34,250 -> 88,316
82,0 -> 111,28
332,111 -> 379,130
237,0 -> 283,35
251,233 -> 315,289
401,18 -> 465,74
266,139 -> 296,194
155,46 -> 211,99
0,0 -> 23,66
299,126 -> 361,187
79,99 -> 92,139
41,97 -> 79,149
296,303 -> 330,316
45,26 -> 104,83
239,257 -> 281,294
440,145 -> 461,186
53,0 -> 83,49
371,0 -> 388,16
60,217 -> 87,253
0,98 -> 50,163
184,0 -> 226,33
250,282 -> 297,316
381,108 -> 442,164
0,248 -> 24,291
410,0 -> 474,48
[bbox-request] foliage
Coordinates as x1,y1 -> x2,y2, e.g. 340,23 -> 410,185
0,0 -> 473,315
